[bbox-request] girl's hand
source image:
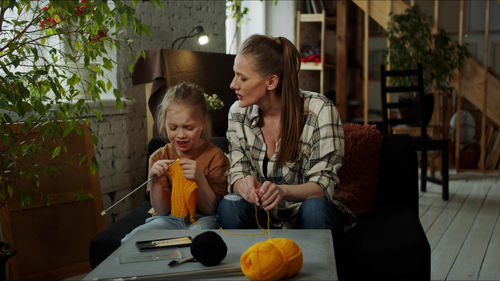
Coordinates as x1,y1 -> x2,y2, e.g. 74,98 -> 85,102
257,181 -> 284,211
179,158 -> 203,182
237,175 -> 261,205
148,159 -> 175,216
149,159 -> 176,178
149,159 -> 176,186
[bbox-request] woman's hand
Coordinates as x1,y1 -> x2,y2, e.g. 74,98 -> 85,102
179,158 -> 203,182
235,175 -> 261,205
257,181 -> 284,211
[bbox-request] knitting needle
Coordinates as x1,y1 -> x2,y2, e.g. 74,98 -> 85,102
100,159 -> 179,216
173,145 -> 181,159
100,177 -> 155,216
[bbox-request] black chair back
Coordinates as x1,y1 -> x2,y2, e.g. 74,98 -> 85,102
379,64 -> 449,200
380,64 -> 428,138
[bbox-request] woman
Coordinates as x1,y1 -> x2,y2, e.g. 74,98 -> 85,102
217,34 -> 355,237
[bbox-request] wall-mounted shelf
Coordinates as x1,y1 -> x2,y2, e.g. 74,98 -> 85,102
296,10 -> 336,94
301,62 -> 335,71
299,13 -> 336,24
295,1 -> 348,121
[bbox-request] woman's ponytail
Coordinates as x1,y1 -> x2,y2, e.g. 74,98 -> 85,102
239,35 -> 303,166
276,37 -> 303,166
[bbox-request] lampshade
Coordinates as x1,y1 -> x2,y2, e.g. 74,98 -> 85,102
171,25 -> 210,49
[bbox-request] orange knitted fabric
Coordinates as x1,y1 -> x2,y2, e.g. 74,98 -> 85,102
240,238 -> 303,280
165,160 -> 198,222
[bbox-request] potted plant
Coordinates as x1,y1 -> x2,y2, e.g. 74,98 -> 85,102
0,0 -> 167,207
385,5 -> 469,124
0,1 -> 163,279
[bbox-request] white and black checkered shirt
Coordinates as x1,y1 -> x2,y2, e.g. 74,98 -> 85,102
226,90 -> 356,229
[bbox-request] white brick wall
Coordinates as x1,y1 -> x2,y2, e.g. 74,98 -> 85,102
94,0 -> 226,226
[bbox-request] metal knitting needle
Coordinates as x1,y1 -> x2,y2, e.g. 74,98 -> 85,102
173,146 -> 181,159
100,176 -> 155,216
100,159 -> 179,216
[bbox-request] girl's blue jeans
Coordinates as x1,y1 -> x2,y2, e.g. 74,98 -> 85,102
121,213 -> 217,244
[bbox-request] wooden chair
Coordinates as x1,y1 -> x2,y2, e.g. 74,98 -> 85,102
380,64 -> 449,200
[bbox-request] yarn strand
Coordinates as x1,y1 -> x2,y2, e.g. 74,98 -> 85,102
181,216 -> 203,230
219,204 -> 271,239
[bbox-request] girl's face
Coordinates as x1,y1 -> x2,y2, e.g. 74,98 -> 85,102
230,54 -> 270,108
165,103 -> 205,153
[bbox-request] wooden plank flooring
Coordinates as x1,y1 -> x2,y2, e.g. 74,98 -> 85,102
419,172 -> 500,281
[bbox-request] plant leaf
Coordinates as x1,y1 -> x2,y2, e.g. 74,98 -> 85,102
51,146 -> 61,159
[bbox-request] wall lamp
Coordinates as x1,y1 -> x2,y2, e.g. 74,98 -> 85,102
171,25 -> 210,50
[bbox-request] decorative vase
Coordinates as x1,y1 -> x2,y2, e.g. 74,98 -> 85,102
0,242 -> 15,281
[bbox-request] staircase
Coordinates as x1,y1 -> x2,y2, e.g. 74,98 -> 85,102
353,0 -> 500,126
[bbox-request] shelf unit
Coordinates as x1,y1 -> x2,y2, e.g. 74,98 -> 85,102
296,10 -> 335,94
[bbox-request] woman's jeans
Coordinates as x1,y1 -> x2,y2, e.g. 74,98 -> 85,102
217,194 -> 344,240
121,214 -> 217,244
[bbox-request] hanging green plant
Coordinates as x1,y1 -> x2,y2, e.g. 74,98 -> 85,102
0,0 -> 163,207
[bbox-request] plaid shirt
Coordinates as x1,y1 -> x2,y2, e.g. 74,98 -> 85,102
227,90 -> 356,229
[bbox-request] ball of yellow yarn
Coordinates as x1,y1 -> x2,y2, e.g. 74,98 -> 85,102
240,238 -> 302,280
268,238 -> 303,278
240,241 -> 286,280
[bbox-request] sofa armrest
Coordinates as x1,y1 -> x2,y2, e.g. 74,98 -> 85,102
337,206 -> 430,280
375,134 -> 418,212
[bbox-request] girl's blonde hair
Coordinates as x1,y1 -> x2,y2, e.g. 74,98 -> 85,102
239,34 -> 303,166
157,82 -> 212,141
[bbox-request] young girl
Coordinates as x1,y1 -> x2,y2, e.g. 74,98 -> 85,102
121,82 -> 229,243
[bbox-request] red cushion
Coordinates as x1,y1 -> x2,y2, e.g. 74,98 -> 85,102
337,123 -> 383,214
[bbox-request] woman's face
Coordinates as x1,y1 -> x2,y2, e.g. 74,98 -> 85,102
230,54 -> 269,108
165,103 -> 204,153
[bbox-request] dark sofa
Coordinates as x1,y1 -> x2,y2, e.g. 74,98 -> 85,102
335,133 -> 430,280
89,131 -> 430,280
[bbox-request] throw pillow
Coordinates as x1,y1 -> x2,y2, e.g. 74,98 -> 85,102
337,123 -> 383,214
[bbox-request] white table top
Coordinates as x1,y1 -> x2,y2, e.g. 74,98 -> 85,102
84,229 -> 337,280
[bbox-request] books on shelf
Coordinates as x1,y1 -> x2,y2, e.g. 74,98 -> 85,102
305,0 -> 314,14
305,0 -> 327,14
323,0 -> 336,16
312,0 -> 324,14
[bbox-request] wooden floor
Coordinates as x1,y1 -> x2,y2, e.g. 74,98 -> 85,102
419,171 -> 500,281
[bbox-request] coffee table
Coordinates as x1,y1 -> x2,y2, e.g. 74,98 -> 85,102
84,229 -> 337,280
